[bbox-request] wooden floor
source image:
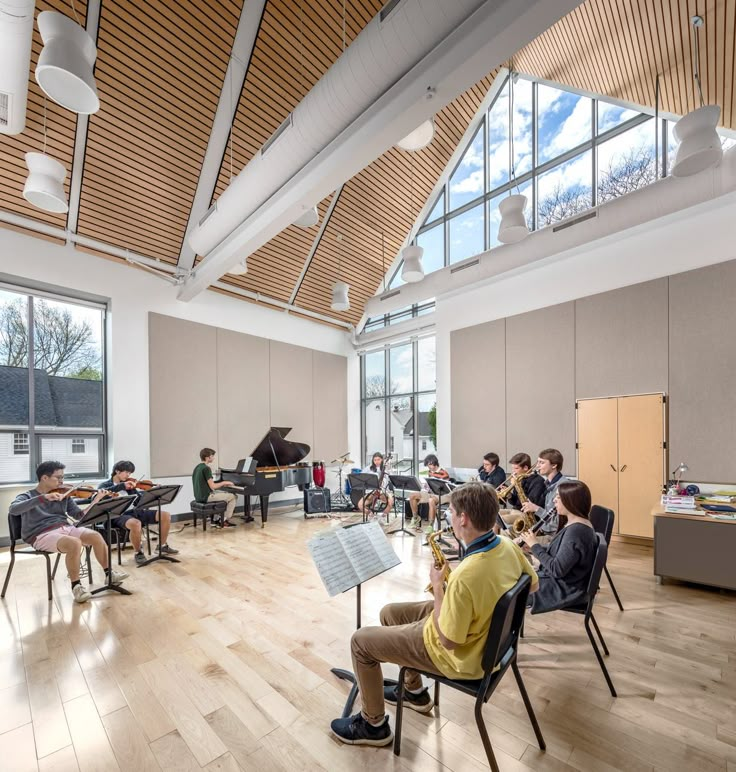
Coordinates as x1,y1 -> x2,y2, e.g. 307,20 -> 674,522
1,509 -> 735,772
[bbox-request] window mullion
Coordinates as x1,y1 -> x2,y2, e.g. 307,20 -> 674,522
27,295 -> 36,482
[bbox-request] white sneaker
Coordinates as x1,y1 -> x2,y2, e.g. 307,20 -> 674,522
108,569 -> 129,586
72,584 -> 92,603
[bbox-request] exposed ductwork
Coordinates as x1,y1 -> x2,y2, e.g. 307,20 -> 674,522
0,0 -> 35,135
364,146 -> 736,317
188,0 -> 487,257
180,0 -> 582,300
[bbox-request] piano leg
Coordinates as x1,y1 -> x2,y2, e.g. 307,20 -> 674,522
259,495 -> 269,528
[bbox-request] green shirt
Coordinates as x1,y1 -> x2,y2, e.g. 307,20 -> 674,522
192,462 -> 213,503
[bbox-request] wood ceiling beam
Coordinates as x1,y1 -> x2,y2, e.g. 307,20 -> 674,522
177,0 -> 266,272
66,0 -> 102,235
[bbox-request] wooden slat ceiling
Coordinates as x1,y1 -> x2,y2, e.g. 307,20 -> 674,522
1,0 -> 735,327
77,0 -> 243,263
0,0 -> 85,228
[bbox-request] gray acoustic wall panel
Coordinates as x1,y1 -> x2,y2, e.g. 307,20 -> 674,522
149,313 -> 217,477
216,328 -> 270,469
506,302 -> 576,475
576,278 -> 669,399
312,350 -> 348,463
669,261 -> 736,482
450,319 -> 506,468
269,340 -> 315,456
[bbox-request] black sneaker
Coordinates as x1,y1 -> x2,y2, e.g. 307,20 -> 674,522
330,713 -> 393,747
134,551 -> 147,566
384,685 -> 434,714
160,544 -> 179,554
243,515 -> 255,523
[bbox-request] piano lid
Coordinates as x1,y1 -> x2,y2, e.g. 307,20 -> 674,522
250,427 -> 310,468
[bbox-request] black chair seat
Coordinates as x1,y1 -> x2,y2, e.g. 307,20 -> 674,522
393,574 -> 545,772
190,499 -> 228,531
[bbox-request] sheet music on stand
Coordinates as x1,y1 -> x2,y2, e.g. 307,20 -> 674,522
308,521 -> 401,597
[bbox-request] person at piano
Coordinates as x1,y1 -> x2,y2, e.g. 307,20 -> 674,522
356,452 -> 394,515
408,454 -> 449,531
192,448 -> 237,528
478,452 -> 505,487
330,482 -> 538,747
98,460 -> 178,566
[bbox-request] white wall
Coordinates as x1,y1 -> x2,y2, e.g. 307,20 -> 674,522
0,228 -> 358,530
435,188 -> 736,466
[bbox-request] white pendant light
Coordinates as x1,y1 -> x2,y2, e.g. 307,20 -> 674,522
293,205 -> 319,228
672,16 -> 722,178
401,244 -> 424,282
35,10 -> 100,115
331,280 -> 350,312
497,69 -> 529,243
231,257 -> 247,274
23,151 -> 68,213
396,118 -> 435,152
498,194 -> 529,244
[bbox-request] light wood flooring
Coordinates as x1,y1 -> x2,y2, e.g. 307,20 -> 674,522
0,508 -> 735,772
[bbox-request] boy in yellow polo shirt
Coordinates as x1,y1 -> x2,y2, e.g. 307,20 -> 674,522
330,482 -> 538,746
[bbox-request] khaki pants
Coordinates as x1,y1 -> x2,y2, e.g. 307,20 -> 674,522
207,491 -> 237,521
351,600 -> 441,723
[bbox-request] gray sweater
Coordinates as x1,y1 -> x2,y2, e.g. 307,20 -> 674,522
9,489 -> 83,545
537,473 -> 570,534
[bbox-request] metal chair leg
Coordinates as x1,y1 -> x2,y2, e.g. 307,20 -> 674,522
512,661 -> 545,750
604,566 -> 624,611
44,553 -> 53,600
393,667 -> 407,756
474,697 -> 500,772
51,553 -> 61,580
86,546 -> 93,584
434,680 -> 440,712
584,617 -> 617,697
589,612 -> 609,656
2,551 -> 16,599
145,525 -> 152,555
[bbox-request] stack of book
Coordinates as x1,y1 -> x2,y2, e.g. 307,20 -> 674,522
661,494 -> 701,515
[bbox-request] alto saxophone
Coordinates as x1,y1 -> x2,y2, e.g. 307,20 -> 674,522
425,529 -> 452,594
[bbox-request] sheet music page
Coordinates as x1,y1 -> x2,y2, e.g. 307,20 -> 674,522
308,530 -> 360,597
337,522 -> 401,584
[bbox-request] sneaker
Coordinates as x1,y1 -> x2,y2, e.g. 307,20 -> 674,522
410,515 -> 420,529
160,544 -> 179,554
384,685 -> 434,714
72,584 -> 92,603
134,551 -> 147,566
222,520 -> 236,529
330,713 -> 393,747
243,515 -> 255,523
107,569 -> 129,586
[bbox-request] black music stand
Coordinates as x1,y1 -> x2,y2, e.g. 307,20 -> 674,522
309,521 -> 401,717
347,473 -> 379,523
387,474 -> 421,537
135,485 -> 182,566
76,495 -> 135,596
425,477 -> 456,550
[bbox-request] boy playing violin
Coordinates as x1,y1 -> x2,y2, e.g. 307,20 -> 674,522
99,460 -> 178,566
9,461 -> 129,603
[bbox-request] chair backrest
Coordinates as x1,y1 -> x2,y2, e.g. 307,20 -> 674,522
583,534 -> 608,612
7,513 -> 22,544
481,573 -> 532,674
589,505 -> 615,544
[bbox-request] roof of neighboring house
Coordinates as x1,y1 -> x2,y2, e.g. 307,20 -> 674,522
394,409 -> 432,437
0,366 -> 102,428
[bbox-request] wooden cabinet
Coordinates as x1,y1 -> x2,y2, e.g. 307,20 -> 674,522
577,394 -> 665,538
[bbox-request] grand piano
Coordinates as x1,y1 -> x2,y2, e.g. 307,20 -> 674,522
220,427 -> 312,527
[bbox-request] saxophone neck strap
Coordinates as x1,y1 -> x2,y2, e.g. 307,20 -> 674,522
463,530 -> 501,558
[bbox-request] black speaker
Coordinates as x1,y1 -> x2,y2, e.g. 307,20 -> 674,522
304,487 -> 331,515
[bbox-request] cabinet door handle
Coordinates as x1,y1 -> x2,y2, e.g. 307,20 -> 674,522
620,464 -> 627,472
610,464 -> 616,472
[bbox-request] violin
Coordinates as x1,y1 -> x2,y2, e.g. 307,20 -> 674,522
365,453 -> 392,513
128,477 -> 155,491
47,485 -> 117,500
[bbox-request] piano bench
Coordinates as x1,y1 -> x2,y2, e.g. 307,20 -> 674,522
190,500 -> 228,531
